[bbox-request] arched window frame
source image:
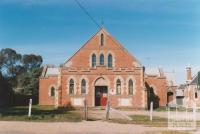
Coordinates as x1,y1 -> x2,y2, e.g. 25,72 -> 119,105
91,54 -> 96,68
69,79 -> 74,95
81,79 -> 86,94
195,91 -> 198,99
48,85 -> 56,97
126,76 -> 136,95
194,88 -> 199,100
100,54 -> 104,65
116,79 -> 121,95
108,54 -> 113,68
128,79 -> 134,95
50,87 -> 55,97
100,33 -> 104,46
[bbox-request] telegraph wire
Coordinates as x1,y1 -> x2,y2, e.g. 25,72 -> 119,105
74,0 -> 101,28
73,0 -> 142,66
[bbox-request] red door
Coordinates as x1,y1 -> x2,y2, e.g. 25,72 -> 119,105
100,94 -> 107,106
95,86 -> 108,106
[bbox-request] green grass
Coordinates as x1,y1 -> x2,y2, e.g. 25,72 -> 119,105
0,105 -> 82,122
110,114 -> 200,130
109,115 -> 168,127
109,115 -> 194,133
130,115 -> 168,127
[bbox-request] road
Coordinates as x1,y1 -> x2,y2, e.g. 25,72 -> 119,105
0,120 -> 166,134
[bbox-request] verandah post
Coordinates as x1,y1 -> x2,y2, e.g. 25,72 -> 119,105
84,99 -> 88,120
106,101 -> 110,120
150,101 -> 153,121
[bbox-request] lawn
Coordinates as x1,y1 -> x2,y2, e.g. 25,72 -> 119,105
109,115 -> 168,127
0,105 -> 82,122
110,114 -> 199,127
109,115 -> 194,134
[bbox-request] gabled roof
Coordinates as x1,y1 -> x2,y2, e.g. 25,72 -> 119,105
41,66 -> 59,77
145,67 -> 177,86
165,71 -> 176,86
46,67 -> 59,76
145,67 -> 160,76
178,84 -> 187,90
190,74 -> 198,85
176,89 -> 184,97
64,27 -> 142,67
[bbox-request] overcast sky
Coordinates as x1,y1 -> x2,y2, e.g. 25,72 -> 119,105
0,0 -> 200,84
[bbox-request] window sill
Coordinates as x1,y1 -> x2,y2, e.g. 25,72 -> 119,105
68,94 -> 75,96
127,94 -> 134,96
97,65 -> 106,67
90,67 -> 97,70
115,94 -> 122,96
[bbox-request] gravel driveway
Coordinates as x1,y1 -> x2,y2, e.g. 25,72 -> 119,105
0,121 -> 166,134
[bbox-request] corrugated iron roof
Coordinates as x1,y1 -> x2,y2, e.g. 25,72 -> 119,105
46,67 -> 59,76
145,67 -> 160,76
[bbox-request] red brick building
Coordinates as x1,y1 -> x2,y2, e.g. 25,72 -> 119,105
177,67 -> 200,107
39,28 -> 176,108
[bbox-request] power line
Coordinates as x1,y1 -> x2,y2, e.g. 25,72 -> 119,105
73,0 -> 142,66
74,0 -> 101,28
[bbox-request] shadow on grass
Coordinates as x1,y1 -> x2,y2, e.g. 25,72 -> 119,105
0,105 -> 82,122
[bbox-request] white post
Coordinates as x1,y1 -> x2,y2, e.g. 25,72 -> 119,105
106,101 -> 110,120
150,101 -> 153,121
193,102 -> 196,129
28,99 -> 32,117
84,99 -> 88,120
168,107 -> 170,129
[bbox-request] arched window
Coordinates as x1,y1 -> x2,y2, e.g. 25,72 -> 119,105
101,33 -> 104,46
50,87 -> 55,97
195,92 -> 198,99
81,79 -> 86,94
116,79 -> 121,95
69,79 -> 74,94
92,54 -> 96,68
108,54 -> 113,68
100,54 -> 104,65
128,79 -> 133,95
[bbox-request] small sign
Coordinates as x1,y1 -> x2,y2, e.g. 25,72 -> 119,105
119,98 -> 131,106
73,98 -> 83,106
109,89 -> 115,95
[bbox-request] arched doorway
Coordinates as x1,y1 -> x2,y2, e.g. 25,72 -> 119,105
145,82 -> 160,109
167,91 -> 174,105
94,77 -> 108,106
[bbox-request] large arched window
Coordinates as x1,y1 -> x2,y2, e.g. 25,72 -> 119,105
69,79 -> 74,94
128,79 -> 133,95
81,79 -> 86,94
100,54 -> 104,65
50,87 -> 55,97
92,54 -> 96,68
108,54 -> 113,68
116,79 -> 121,95
100,33 -> 104,46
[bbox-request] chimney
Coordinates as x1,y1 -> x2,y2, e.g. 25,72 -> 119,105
186,66 -> 192,81
158,67 -> 164,77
